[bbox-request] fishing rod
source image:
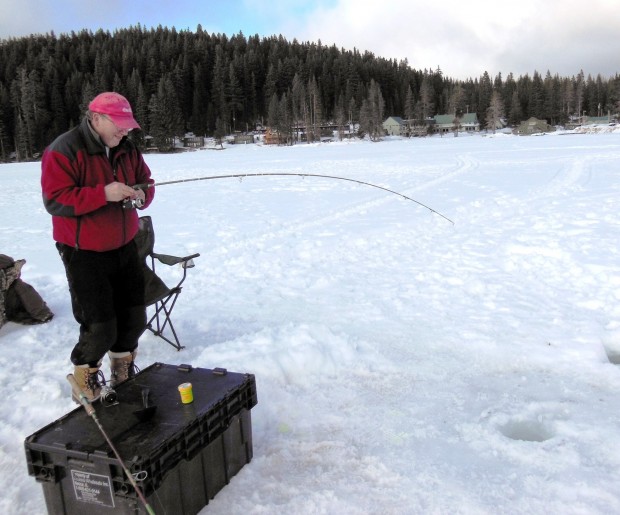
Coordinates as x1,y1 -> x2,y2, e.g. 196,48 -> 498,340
67,375 -> 156,515
135,173 -> 454,225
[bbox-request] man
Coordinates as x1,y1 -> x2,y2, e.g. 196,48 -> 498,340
41,92 -> 155,402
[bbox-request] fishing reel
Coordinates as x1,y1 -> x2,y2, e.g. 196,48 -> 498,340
122,197 -> 144,209
100,385 -> 118,406
122,184 -> 146,209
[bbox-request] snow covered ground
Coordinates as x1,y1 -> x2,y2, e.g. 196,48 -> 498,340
2,131 -> 620,514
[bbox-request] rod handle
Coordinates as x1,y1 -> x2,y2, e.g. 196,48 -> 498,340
66,374 -> 95,416
67,376 -> 155,514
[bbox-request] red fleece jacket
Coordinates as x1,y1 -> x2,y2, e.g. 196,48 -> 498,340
41,119 -> 155,251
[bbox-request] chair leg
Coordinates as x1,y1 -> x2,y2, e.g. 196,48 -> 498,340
146,293 -> 185,351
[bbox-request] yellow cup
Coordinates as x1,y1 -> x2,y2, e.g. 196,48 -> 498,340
178,382 -> 194,404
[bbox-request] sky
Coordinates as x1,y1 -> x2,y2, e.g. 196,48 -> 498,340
0,0 -> 619,80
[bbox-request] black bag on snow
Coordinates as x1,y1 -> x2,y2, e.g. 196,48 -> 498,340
0,254 -> 53,329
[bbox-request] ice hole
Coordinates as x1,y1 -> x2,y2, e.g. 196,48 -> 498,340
499,419 -> 554,442
605,352 -> 620,365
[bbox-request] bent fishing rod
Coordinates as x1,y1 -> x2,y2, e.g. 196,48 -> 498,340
135,173 -> 454,225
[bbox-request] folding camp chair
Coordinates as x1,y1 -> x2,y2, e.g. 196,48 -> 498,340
135,216 -> 200,350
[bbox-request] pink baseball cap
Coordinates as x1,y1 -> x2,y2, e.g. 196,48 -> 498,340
89,92 -> 141,130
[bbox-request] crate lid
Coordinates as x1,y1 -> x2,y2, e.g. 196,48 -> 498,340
25,363 -> 257,466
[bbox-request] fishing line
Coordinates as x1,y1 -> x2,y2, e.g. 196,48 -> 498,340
135,172 -> 454,225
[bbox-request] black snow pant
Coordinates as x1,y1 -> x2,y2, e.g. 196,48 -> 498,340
57,240 -> 146,367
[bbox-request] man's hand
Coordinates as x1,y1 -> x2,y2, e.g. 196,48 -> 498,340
133,186 -> 146,204
104,182 -> 144,202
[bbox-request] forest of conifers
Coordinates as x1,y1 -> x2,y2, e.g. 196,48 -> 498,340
1,24 -> 619,160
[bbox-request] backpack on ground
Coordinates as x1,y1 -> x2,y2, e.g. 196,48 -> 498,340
0,254 -> 53,329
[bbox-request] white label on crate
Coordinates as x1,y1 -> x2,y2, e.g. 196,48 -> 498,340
70,470 -> 115,508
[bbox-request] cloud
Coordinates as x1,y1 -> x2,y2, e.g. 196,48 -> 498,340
293,0 -> 620,79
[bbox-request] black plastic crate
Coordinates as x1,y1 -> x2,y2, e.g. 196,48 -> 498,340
24,363 -> 258,514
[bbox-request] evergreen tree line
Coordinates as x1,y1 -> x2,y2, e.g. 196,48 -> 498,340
1,25 -> 619,160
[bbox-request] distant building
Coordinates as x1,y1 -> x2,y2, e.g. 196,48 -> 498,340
182,133 -> 205,148
233,134 -> 254,144
433,113 -> 480,134
433,114 -> 458,134
460,113 -> 481,132
409,120 -> 430,137
383,116 -> 405,136
583,115 -> 612,125
516,117 -> 554,135
264,128 -> 287,145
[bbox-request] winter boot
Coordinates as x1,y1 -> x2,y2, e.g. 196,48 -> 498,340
72,364 -> 104,403
109,350 -> 139,387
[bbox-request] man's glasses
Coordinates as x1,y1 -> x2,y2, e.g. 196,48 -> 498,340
100,114 -> 131,133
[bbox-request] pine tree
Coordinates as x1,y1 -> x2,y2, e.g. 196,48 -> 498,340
148,75 -> 183,151
131,81 -> 149,149
291,73 -> 306,142
263,63 -> 278,113
307,76 -> 322,142
227,63 -> 243,132
404,85 -> 415,125
347,97 -> 357,127
508,90 -> 522,126
561,78 -> 575,120
575,71 -> 585,119
359,80 -> 384,141
11,68 -> 50,159
190,64 -> 209,135
367,79 -> 385,140
334,94 -> 346,141
528,71 -> 544,119
211,45 -> 229,131
0,84 -> 9,160
267,92 -> 279,131
485,90 -> 505,133
417,75 -> 434,120
80,82 -> 96,115
278,91 -> 293,144
478,71 -> 493,127
358,98 -> 370,139
447,84 -> 465,117
214,117 -> 226,147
